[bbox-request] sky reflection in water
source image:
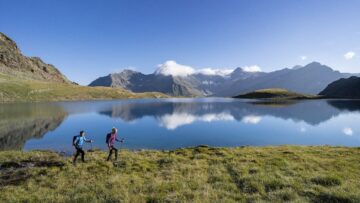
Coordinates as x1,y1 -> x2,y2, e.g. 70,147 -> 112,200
0,98 -> 359,152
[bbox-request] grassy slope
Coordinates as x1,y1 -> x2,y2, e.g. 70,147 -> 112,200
0,73 -> 168,102
234,88 -> 321,100
1,146 -> 359,202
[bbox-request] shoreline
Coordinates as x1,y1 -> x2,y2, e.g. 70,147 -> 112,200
15,144 -> 360,157
17,144 -> 360,152
2,92 -> 360,104
2,96 -> 360,104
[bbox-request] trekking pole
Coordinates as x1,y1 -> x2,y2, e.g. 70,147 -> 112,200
120,138 -> 125,148
119,138 -> 124,156
88,139 -> 94,152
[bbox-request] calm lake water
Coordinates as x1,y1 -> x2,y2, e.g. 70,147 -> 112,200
0,98 -> 359,152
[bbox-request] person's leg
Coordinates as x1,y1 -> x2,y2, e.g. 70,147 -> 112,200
113,147 -> 118,161
80,148 -> 85,162
73,148 -> 80,163
107,147 -> 113,161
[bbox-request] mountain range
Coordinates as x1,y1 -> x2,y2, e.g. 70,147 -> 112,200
89,62 -> 359,97
0,32 -> 166,102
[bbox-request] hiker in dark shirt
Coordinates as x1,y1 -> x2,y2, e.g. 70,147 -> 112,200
73,131 -> 93,165
106,128 -> 124,161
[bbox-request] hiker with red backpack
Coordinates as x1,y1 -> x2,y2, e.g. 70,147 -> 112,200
106,127 -> 124,161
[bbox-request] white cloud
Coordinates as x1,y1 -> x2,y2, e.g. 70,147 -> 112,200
158,112 -> 234,130
155,60 -> 195,77
343,127 -> 353,136
242,115 -> 262,124
300,127 -> 307,132
155,60 -> 234,77
197,68 -> 234,76
344,52 -> 355,60
300,56 -> 307,60
243,65 -> 262,72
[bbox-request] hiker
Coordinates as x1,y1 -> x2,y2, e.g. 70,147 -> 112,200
106,127 -> 124,161
73,130 -> 93,165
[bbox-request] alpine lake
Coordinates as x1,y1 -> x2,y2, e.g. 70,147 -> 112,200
1,98 -> 359,153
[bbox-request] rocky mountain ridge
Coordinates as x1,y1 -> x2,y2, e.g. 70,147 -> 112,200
0,32 -> 71,83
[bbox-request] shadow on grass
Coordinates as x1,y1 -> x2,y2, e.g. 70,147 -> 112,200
0,159 -> 65,186
311,176 -> 342,187
226,165 -> 260,194
304,191 -> 358,203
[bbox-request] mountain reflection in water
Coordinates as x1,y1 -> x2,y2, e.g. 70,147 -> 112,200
0,103 -> 67,150
0,98 -> 359,151
97,99 -> 339,127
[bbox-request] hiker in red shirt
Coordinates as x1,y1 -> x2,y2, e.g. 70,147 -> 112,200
106,127 -> 124,161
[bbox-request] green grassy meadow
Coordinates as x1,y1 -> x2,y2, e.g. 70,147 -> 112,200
0,145 -> 359,202
0,73 -> 168,103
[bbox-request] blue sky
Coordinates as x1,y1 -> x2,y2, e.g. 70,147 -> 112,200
0,0 -> 359,85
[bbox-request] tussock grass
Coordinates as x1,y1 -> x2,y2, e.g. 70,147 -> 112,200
0,73 -> 168,103
0,146 -> 360,202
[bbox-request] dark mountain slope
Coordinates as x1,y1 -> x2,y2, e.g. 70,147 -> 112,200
320,76 -> 360,98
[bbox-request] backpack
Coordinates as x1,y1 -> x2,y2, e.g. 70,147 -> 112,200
105,133 -> 111,144
73,135 -> 79,146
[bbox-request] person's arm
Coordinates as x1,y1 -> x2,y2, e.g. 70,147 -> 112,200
115,136 -> 124,143
84,136 -> 93,143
